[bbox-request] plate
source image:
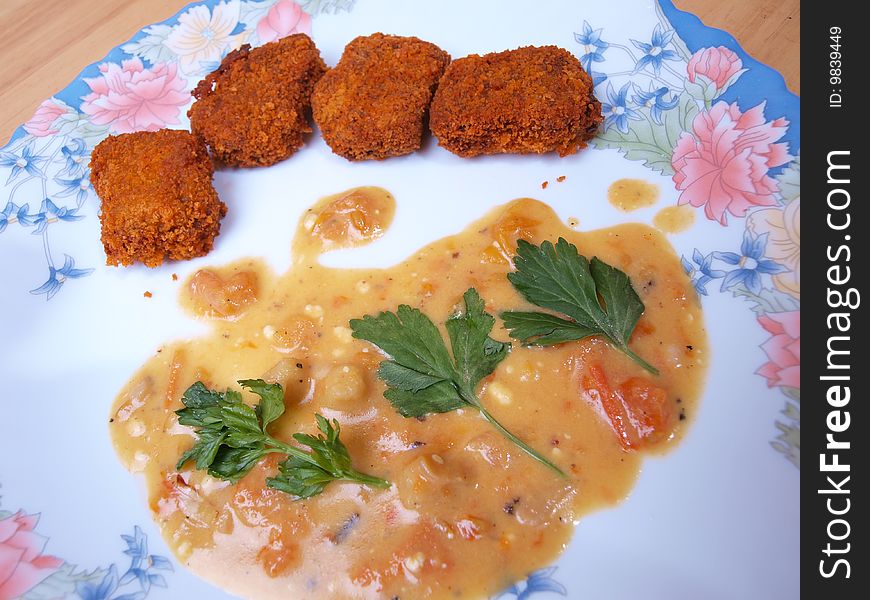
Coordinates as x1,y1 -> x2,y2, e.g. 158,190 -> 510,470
0,1 -> 800,598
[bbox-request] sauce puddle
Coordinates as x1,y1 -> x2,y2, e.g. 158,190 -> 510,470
607,179 -> 659,212
110,188 -> 707,599
654,204 -> 696,234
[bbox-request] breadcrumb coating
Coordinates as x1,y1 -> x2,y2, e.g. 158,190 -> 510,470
189,34 -> 326,167
90,129 -> 227,268
312,33 -> 450,161
430,46 -> 603,157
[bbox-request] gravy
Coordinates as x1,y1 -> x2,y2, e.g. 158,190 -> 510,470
110,188 -> 707,599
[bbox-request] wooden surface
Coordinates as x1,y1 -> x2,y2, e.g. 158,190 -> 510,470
0,0 -> 799,143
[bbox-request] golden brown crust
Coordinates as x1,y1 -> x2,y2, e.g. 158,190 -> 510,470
429,45 -> 603,157
312,33 -> 451,161
188,34 -> 327,167
90,129 -> 227,267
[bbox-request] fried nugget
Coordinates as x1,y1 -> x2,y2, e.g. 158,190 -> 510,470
91,129 -> 227,267
429,46 -> 603,157
189,34 -> 326,167
312,33 -> 450,161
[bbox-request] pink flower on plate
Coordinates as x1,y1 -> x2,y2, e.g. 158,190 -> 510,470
80,58 -> 189,134
672,101 -> 791,225
23,98 -> 74,137
0,511 -> 63,600
756,311 -> 800,389
687,46 -> 745,94
257,0 -> 311,44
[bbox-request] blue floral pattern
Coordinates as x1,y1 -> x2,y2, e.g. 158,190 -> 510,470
573,20 -> 608,73
681,249 -> 725,296
1,143 -> 47,184
74,527 -> 173,600
601,82 -> 643,134
631,23 -> 681,75
30,254 -> 94,300
495,568 -> 568,599
714,232 -> 788,295
632,83 -> 679,125
0,134 -> 96,301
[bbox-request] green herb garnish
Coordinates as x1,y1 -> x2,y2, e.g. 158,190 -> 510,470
350,288 -> 564,476
175,379 -> 389,498
501,238 -> 658,375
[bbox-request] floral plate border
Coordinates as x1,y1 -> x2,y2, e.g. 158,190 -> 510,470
0,1 -> 799,598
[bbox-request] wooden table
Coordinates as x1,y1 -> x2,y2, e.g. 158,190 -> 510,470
0,0 -> 799,143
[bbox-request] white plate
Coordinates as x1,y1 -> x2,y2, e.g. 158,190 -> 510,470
0,1 -> 800,598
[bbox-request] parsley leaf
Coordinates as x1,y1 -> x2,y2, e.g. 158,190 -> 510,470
351,288 -> 564,476
501,238 -> 658,374
267,415 -> 390,499
176,379 -> 389,498
240,378 -> 285,430
446,288 -> 510,391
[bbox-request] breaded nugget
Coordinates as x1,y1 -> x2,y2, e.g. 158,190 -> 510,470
91,129 -> 227,267
430,46 -> 603,157
312,33 -> 450,161
189,34 -> 326,167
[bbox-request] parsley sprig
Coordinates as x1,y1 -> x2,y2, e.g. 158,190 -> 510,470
350,288 -> 564,476
175,379 -> 389,499
501,238 -> 658,374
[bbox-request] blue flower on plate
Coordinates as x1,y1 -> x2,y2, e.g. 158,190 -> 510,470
60,138 -> 90,176
30,198 -> 84,234
590,71 -> 607,87
631,23 -> 680,75
68,526 -> 173,599
573,20 -> 609,72
54,172 -> 92,206
0,143 -> 47,184
122,525 -> 149,565
29,254 -> 94,300
681,249 -> 725,296
632,83 -> 679,124
601,82 -> 642,133
715,232 -> 788,295
495,567 -> 568,599
0,202 -> 35,232
119,525 -> 173,592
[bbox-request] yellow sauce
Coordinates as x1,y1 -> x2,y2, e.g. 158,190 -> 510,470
653,204 -> 696,234
110,188 -> 707,599
298,186 -> 396,255
607,179 -> 660,212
